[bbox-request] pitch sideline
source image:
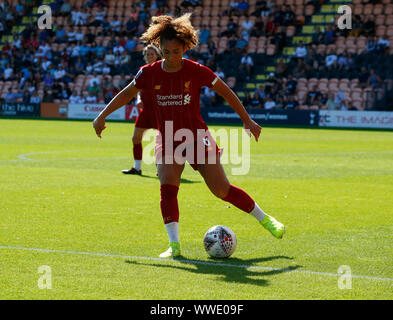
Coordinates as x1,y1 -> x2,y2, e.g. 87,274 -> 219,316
1,245 -> 392,283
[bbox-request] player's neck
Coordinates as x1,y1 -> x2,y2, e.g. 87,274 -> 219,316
162,59 -> 184,73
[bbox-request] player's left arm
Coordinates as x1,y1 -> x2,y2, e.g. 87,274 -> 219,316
212,77 -> 261,142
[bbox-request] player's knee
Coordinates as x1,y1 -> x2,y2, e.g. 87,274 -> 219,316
132,135 -> 142,145
212,184 -> 230,199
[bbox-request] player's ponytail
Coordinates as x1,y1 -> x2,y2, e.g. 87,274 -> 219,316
141,13 -> 199,50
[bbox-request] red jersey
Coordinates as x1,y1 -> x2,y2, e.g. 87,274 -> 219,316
133,59 -> 218,143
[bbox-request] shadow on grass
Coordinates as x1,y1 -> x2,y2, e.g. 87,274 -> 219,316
125,255 -> 301,287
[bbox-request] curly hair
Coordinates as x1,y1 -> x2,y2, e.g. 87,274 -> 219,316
141,13 -> 199,50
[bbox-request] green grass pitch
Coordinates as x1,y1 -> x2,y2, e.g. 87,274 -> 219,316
0,119 -> 392,299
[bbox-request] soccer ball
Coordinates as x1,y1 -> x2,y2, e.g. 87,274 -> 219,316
203,225 -> 237,258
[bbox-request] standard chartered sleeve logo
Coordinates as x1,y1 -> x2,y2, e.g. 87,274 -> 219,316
184,94 -> 191,105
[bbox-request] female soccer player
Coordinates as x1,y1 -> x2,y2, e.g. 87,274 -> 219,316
122,44 -> 162,175
93,14 -> 285,258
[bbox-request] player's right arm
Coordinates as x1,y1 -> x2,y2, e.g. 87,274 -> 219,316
93,81 -> 140,138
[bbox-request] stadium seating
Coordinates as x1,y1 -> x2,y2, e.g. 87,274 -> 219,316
0,0 -> 392,110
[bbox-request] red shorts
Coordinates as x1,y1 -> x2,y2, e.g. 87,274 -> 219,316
135,108 -> 157,129
155,130 -> 222,170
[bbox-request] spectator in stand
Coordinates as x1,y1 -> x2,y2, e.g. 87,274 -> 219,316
199,24 -> 210,44
273,25 -> 287,55
265,14 -> 276,36
86,91 -> 97,103
60,1 -> 71,17
43,72 -> 54,87
69,90 -> 81,103
312,26 -> 324,45
214,66 -> 225,80
125,37 -> 137,52
180,0 -> 200,9
283,5 -> 295,26
118,74 -> 129,89
275,58 -> 287,78
264,96 -> 276,109
285,74 -> 297,95
120,51 -> 130,70
90,7 -> 106,27
110,15 -> 121,33
334,89 -> 345,108
4,88 -> 16,102
89,73 -> 100,87
284,95 -> 299,110
30,90 -> 41,104
254,85 -> 266,100
251,0 -> 265,16
275,95 -> 285,109
366,36 -> 377,53
377,36 -> 390,54
295,41 -> 307,59
337,51 -> 349,70
251,16 -> 265,37
324,25 -> 336,45
113,42 -> 125,55
55,26 -> 67,43
239,52 -> 254,79
264,72 -> 279,95
261,1 -> 273,17
207,38 -> 217,56
362,15 -> 375,37
274,5 -> 285,26
22,90 -> 30,103
367,69 -> 383,89
67,26 -> 77,43
221,18 -> 239,37
241,15 -> 254,32
42,89 -> 55,103
349,15 -> 363,37
359,67 -> 369,89
306,85 -> 322,106
0,21 -> 4,39
240,26 -> 250,42
242,91 -> 253,107
249,91 -> 264,108
237,1 -> 249,14
200,86 -> 216,107
3,63 -> 13,80
78,92 -> 87,104
51,81 -> 62,99
325,49 -> 338,69
126,16 -> 138,35
54,65 -> 67,81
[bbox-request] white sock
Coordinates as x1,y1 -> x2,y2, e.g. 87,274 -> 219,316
134,160 -> 142,170
249,203 -> 266,222
165,222 -> 179,243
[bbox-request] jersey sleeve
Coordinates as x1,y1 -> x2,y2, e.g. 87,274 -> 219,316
196,63 -> 218,88
133,66 -> 148,90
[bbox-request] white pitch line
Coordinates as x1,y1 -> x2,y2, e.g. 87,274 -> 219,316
1,245 -> 392,283
0,150 -> 391,163
17,150 -> 90,161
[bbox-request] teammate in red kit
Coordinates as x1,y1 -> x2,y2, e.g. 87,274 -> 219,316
122,44 -> 162,175
93,14 -> 285,258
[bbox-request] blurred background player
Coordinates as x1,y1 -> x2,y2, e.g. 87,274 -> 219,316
94,14 -> 285,259
122,44 -> 162,175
